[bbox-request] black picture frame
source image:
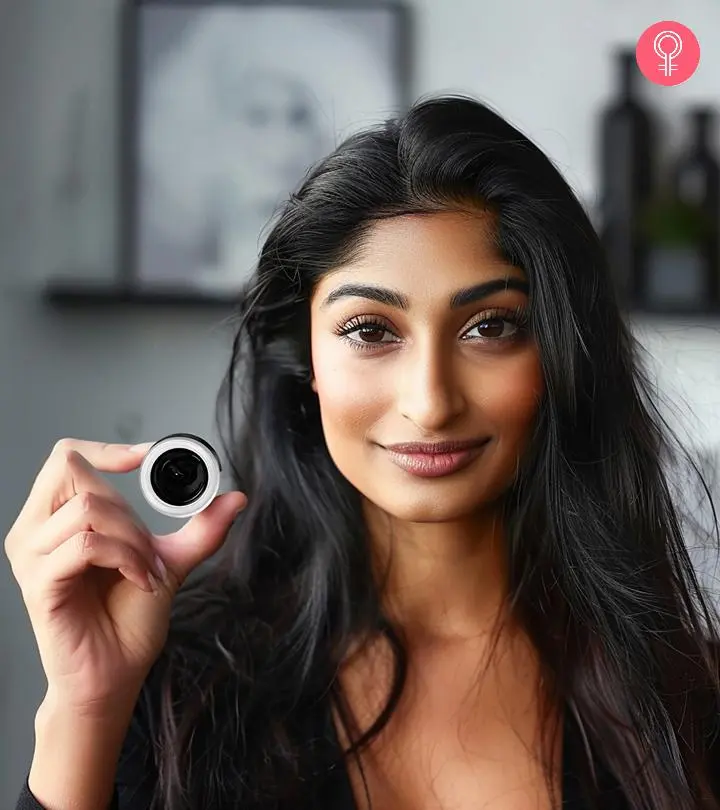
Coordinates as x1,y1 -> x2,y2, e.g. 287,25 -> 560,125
116,0 -> 413,298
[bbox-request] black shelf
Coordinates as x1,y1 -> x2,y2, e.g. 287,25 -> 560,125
42,279 -> 720,320
43,279 -> 241,309
628,305 -> 720,319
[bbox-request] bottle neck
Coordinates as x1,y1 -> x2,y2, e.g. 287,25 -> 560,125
618,53 -> 637,100
691,110 -> 713,151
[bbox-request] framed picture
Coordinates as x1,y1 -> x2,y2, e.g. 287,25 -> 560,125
118,0 -> 412,296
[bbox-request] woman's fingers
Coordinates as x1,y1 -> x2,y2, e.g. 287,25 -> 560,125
24,532 -> 158,605
4,438 -> 244,606
5,441 -> 160,587
15,440 -> 153,528
28,492 -> 160,573
44,438 -> 154,472
154,491 -> 247,585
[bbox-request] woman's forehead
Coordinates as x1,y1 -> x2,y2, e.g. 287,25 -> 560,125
312,212 -> 527,305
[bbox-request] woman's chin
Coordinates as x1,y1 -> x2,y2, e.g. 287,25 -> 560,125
365,494 -> 492,525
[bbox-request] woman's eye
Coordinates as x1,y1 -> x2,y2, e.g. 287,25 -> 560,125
338,313 -> 525,349
463,317 -> 519,340
346,325 -> 397,344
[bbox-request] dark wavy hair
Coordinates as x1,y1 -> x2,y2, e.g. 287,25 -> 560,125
146,95 -> 720,810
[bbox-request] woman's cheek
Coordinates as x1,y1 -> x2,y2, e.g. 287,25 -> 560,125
316,366 -> 388,433
481,351 -> 544,430
310,334 -> 379,416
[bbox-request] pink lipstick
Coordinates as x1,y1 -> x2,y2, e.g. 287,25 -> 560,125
383,439 -> 489,479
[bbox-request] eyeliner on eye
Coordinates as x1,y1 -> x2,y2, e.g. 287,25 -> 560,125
464,305 -> 529,330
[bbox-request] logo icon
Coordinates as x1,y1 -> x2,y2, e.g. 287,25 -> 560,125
636,21 -> 700,85
654,30 -> 683,77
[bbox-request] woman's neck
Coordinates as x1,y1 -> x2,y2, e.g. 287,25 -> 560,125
364,502 -> 512,646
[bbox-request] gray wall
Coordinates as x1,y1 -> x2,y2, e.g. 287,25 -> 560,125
2,0 -> 720,803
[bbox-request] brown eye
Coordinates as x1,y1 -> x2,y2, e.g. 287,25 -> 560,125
477,318 -> 510,338
356,326 -> 387,343
337,319 -> 400,350
463,316 -> 521,341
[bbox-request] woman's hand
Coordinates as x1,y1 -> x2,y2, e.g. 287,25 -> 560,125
4,439 -> 246,719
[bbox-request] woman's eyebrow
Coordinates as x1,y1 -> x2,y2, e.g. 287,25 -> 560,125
319,278 -> 529,311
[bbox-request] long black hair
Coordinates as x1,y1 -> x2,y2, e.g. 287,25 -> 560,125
147,95 -> 720,810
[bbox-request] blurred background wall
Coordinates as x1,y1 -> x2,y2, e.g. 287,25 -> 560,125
1,0 -> 719,801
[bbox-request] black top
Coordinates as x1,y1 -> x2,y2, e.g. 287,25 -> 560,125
16,684 -> 631,810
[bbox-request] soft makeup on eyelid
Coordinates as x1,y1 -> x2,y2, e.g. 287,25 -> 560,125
330,292 -> 530,335
334,302 -> 528,329
332,312 -> 531,360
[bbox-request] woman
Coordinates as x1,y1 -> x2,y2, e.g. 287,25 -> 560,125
8,95 -> 720,810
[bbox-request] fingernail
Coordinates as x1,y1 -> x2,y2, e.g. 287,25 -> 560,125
146,571 -> 161,596
128,442 -> 154,453
153,554 -> 170,585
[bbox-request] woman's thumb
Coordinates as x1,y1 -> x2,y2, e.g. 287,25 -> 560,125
153,491 -> 247,588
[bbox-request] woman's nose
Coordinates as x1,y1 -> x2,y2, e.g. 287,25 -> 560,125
396,341 -> 466,432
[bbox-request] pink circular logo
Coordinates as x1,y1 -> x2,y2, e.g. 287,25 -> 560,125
636,21 -> 700,86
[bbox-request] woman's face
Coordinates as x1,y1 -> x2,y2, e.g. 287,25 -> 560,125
309,211 -> 544,523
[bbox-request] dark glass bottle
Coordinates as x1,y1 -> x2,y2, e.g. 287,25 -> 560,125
671,108 -> 719,307
639,109 -> 720,313
598,49 -> 655,308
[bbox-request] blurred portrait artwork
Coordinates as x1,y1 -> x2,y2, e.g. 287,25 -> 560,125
125,1 -> 410,294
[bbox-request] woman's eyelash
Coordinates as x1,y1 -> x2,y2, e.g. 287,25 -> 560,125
333,308 -> 530,352
335,315 -> 394,337
464,306 -> 529,336
334,316 -> 398,351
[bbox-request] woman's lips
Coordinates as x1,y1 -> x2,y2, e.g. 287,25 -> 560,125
383,441 -> 489,478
